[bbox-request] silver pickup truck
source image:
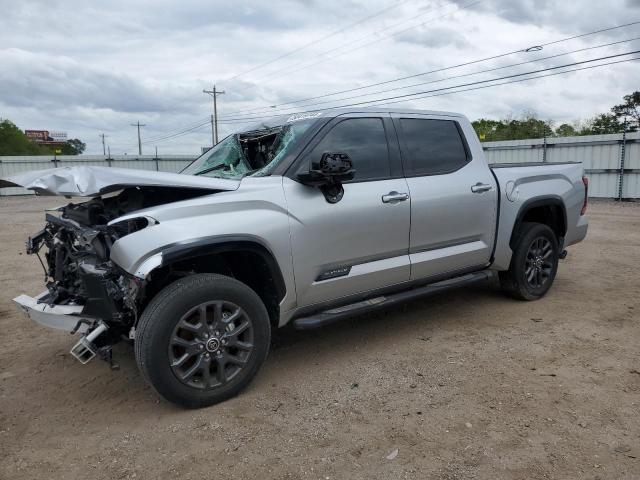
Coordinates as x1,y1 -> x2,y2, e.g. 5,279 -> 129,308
2,108 -> 588,408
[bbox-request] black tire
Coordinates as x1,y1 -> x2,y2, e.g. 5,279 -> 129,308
500,222 -> 560,301
135,273 -> 271,408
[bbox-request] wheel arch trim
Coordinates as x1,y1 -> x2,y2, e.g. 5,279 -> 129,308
510,195 -> 568,248
131,235 -> 287,301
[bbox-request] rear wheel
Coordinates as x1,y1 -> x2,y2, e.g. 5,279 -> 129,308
500,222 -> 559,300
135,273 -> 270,408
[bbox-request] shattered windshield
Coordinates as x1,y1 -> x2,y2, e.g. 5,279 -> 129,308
181,117 -> 318,179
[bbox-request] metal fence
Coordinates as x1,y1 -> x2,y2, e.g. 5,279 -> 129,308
0,154 -> 198,196
1,132 -> 639,198
482,131 -> 640,199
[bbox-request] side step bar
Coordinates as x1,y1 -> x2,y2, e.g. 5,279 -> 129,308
292,270 -> 494,330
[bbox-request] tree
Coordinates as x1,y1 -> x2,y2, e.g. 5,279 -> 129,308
554,123 -> 577,137
580,114 -> 624,135
471,118 -> 502,141
0,120 -> 49,155
472,113 -> 553,141
39,138 -> 86,155
62,138 -> 86,155
0,119 -> 87,155
611,91 -> 640,131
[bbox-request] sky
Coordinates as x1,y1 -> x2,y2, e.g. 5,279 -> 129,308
0,0 -> 639,155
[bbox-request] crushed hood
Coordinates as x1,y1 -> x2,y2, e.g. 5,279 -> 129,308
0,165 -> 240,196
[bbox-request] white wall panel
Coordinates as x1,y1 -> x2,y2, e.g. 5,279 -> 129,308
2,134 -> 639,198
483,132 -> 640,198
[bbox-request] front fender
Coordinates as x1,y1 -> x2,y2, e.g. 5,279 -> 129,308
109,177 -> 296,313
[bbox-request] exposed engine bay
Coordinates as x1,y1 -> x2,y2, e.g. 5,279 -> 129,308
26,187 -> 209,348
5,116 -> 317,372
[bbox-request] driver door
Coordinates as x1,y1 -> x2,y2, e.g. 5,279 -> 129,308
283,114 -> 411,308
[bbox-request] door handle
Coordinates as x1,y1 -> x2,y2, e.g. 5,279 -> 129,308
471,182 -> 493,193
382,191 -> 409,203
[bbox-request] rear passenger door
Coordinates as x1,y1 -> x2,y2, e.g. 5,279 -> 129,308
284,113 -> 411,308
392,114 -> 498,280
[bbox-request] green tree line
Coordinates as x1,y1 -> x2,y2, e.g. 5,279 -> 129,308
0,120 -> 86,155
473,91 -> 640,141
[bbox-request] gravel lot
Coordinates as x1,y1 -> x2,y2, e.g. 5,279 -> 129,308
0,196 -> 638,479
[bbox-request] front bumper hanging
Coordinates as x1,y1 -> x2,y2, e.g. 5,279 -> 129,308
13,291 -> 91,333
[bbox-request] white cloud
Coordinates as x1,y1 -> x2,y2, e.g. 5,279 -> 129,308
396,26 -> 470,48
0,0 -> 638,154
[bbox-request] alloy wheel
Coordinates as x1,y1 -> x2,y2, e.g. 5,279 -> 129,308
168,301 -> 254,389
524,236 -> 554,289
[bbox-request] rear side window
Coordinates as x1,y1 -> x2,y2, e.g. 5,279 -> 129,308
307,118 -> 390,181
399,119 -> 469,176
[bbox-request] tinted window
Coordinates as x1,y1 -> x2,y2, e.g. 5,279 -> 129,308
400,119 -> 469,176
308,118 -> 390,181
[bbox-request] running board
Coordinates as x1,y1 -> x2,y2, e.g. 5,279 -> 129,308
292,271 -> 493,330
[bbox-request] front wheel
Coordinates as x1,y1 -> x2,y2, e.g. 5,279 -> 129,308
135,273 -> 271,408
500,222 -> 560,301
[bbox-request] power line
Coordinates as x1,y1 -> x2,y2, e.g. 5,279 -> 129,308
371,56 -> 640,107
141,117 -> 211,144
218,37 -> 640,119
310,50 -> 640,110
141,121 -> 211,145
111,123 -> 210,152
310,36 -> 640,109
247,0 -> 484,85
220,20 -> 640,118
142,56 -> 640,144
143,124 -> 210,146
108,118 -> 211,154
110,21 -> 640,150
223,0 -> 412,82
126,44 -> 640,147
110,22 -> 640,149
211,50 -> 640,124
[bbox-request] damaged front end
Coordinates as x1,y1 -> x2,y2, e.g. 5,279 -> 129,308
14,186 -> 206,366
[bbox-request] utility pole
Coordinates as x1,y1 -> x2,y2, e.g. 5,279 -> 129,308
99,133 -> 108,155
130,121 -> 147,155
618,116 -> 628,201
210,114 -> 215,148
203,85 -> 225,145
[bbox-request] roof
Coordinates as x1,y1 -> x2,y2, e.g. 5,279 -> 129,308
243,107 -> 466,131
317,107 -> 465,117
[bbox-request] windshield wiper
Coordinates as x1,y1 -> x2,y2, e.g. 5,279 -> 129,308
196,163 -> 228,176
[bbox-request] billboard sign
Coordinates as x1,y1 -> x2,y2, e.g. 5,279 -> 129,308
24,130 -> 68,143
50,131 -> 67,141
25,130 -> 49,141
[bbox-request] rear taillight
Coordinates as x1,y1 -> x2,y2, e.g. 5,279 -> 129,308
580,176 -> 589,215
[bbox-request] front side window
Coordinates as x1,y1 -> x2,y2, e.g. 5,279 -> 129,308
399,119 -> 469,176
307,117 -> 390,182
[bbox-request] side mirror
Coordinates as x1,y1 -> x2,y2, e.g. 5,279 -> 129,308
297,152 -> 355,203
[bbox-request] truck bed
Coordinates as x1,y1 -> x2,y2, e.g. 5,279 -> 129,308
489,161 -> 588,271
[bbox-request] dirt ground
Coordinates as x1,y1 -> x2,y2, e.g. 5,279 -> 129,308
0,196 -> 638,480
